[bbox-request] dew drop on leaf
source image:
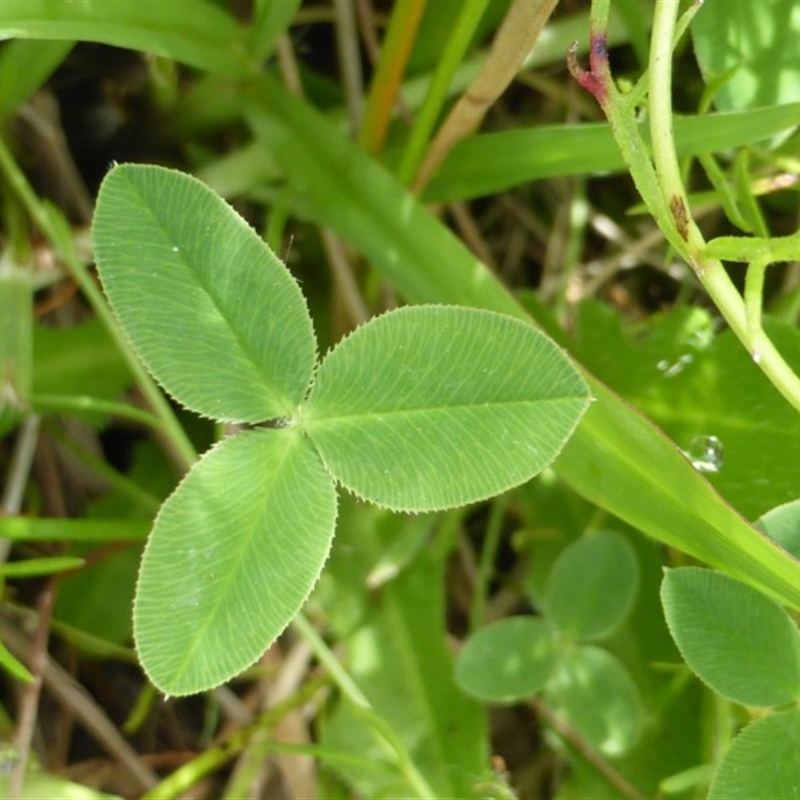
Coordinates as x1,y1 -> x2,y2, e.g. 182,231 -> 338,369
656,353 -> 692,377
683,435 -> 724,474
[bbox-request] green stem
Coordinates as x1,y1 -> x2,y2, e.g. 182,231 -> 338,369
0,135 -> 196,470
396,0 -> 490,186
291,613 -> 437,799
142,677 -> 327,800
31,394 -> 163,430
648,0 -> 690,242
577,0 -> 800,414
469,497 -> 506,632
646,0 -> 800,413
745,256 -> 769,342
359,0 -> 427,155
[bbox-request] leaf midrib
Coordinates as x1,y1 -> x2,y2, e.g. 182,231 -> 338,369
169,434 -> 297,689
305,393 -> 589,424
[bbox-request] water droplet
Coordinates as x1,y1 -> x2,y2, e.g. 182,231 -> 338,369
171,245 -> 179,253
683,435 -> 724,474
752,349 -> 761,364
657,353 -> 693,377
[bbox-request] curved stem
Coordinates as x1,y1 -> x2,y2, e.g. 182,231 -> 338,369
292,613 -> 437,799
648,0 -> 687,226
645,0 -> 800,414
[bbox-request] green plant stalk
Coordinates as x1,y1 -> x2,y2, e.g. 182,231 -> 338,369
31,394 -> 163,429
47,424 -> 161,514
733,150 -> 768,237
0,267 -> 31,413
359,0 -> 427,155
142,676 -> 328,800
647,0 -> 800,414
469,497 -> 507,632
0,136 -> 196,470
576,0 -> 800,415
292,613 -> 437,799
396,0 -> 490,185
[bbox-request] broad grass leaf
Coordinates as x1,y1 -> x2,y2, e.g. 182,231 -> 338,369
303,306 -> 590,512
0,0 -> 252,78
572,300 -> 800,521
544,645 -> 642,757
93,164 -> 316,423
661,568 -> 800,708
544,531 -> 639,642
0,39 -> 73,120
455,617 -> 560,703
134,428 -> 337,695
32,318 -> 130,407
709,708 -> 800,800
423,105 -> 800,202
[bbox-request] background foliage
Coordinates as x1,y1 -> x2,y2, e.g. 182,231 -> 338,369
1,1 -> 800,798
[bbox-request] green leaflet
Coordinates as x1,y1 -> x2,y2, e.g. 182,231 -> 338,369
661,568 -> 800,708
93,165 -> 316,423
304,306 -> 590,512
709,709 -> 800,800
454,617 -> 560,703
544,645 -> 642,757
134,428 -> 337,695
543,531 -> 639,643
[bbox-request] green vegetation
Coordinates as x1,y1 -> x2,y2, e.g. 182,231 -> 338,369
1,1 -> 800,797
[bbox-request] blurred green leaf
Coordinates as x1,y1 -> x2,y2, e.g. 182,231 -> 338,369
455,617 -> 560,703
545,645 -> 643,757
0,518 -> 148,542
693,0 -> 800,113
305,306 -> 590,512
571,301 -> 800,520
757,500 -> 800,560
248,0 -> 302,61
661,568 -> 800,707
0,767 -> 122,799
0,0 -> 252,77
33,318 -> 130,406
0,39 -> 72,119
0,557 -> 83,578
544,531 -> 639,642
0,629 -> 33,684
56,547 -> 141,646
0,269 -> 32,420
